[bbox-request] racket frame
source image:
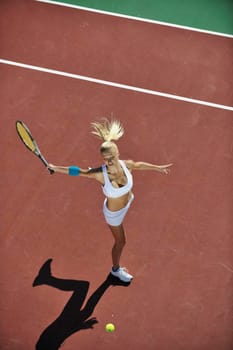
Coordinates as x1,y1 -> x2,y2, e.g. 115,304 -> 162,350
16,120 -> 54,174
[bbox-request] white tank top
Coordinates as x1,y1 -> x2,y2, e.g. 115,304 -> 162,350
102,160 -> 133,198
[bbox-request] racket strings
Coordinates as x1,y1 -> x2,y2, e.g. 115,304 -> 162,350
16,122 -> 36,152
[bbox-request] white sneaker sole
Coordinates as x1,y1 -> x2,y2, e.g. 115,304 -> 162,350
111,267 -> 133,282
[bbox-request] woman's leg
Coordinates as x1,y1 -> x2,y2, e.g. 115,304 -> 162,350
108,224 -> 133,282
108,224 -> 126,270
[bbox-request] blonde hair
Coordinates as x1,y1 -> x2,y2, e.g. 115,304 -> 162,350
91,118 -> 124,142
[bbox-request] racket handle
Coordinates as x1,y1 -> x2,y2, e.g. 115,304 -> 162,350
48,167 -> 54,174
38,154 -> 54,174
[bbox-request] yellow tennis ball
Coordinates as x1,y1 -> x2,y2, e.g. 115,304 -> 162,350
105,323 -> 115,332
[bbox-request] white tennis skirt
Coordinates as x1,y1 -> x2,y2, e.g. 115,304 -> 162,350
103,194 -> 134,226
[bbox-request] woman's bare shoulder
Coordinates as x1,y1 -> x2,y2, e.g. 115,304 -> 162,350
122,159 -> 135,170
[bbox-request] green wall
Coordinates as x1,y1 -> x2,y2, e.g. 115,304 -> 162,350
50,0 -> 233,35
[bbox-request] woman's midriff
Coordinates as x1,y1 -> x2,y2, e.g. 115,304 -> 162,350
106,191 -> 132,211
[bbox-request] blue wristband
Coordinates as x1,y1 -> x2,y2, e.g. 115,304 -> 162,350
68,166 -> 81,176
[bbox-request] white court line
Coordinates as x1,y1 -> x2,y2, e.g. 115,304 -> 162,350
1,59 -> 233,111
35,0 -> 233,39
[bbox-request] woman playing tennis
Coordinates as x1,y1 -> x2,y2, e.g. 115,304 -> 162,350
49,119 -> 172,282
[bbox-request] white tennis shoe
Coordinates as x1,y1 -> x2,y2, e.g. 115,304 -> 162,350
111,267 -> 133,282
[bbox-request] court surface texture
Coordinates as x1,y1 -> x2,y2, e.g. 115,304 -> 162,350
1,1 -> 233,349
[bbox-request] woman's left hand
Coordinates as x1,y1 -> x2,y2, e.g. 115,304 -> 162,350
157,163 -> 173,174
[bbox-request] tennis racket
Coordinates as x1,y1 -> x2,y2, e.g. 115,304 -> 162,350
16,120 -> 54,174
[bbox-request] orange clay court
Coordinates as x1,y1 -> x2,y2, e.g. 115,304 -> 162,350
1,1 -> 233,349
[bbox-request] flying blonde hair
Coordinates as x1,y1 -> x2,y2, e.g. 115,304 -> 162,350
91,118 -> 124,142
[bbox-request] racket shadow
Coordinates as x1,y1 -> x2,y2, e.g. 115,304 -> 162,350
33,259 -> 131,350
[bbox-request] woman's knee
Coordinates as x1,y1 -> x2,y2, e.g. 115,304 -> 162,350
114,237 -> 126,247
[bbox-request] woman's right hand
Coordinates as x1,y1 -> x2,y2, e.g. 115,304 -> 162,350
47,164 -> 70,175
48,163 -> 56,172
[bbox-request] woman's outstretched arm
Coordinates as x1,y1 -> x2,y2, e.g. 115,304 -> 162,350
125,160 -> 173,174
48,164 -> 103,179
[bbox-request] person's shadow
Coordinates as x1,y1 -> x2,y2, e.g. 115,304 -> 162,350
33,259 -> 131,349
